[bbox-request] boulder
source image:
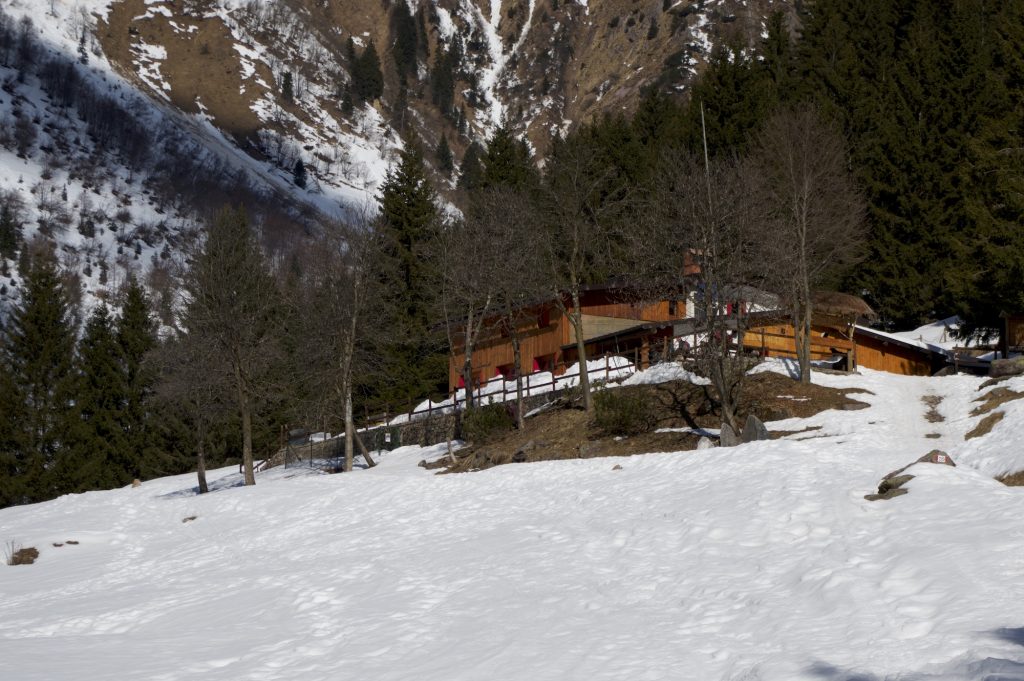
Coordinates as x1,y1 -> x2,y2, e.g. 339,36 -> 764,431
989,357 -> 1024,378
866,450 -> 955,501
917,449 -> 955,467
742,414 -> 770,443
719,422 -> 741,447
696,436 -> 715,451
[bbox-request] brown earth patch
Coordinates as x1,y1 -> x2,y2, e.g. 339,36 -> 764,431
438,371 -> 870,473
972,387 -> 1024,417
998,471 -> 1024,486
966,412 -> 1005,440
6,545 -> 39,566
922,395 -> 944,423
98,0 -> 267,140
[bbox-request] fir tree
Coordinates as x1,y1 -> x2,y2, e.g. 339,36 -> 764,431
281,71 -> 294,103
0,191 -> 23,260
293,159 -> 307,189
436,135 -> 454,176
457,141 -> 484,191
353,40 -> 384,102
67,304 -> 129,492
117,278 -> 158,477
430,46 -> 457,116
376,145 -> 446,403
340,85 -> 354,116
184,207 -> 283,486
391,2 -> 419,82
2,244 -> 77,504
481,124 -> 538,191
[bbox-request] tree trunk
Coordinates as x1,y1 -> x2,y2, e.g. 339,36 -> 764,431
461,353 -> 475,410
512,331 -> 525,430
234,365 -> 256,486
343,383 -> 354,473
569,291 -> 593,412
196,426 -> 209,494
798,303 -> 812,384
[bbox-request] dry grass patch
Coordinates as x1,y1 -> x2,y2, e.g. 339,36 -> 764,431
998,471 -> 1024,486
5,542 -> 39,566
99,0 -> 267,139
922,395 -> 945,423
972,388 -> 1024,417
967,412 -> 1005,440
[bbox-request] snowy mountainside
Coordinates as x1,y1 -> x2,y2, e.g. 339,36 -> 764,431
2,365 -> 1024,680
0,0 -> 793,314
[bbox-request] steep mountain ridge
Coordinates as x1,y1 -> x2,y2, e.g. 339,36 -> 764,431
0,0 -> 791,316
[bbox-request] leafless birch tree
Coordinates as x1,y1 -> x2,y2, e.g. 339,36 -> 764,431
293,214 -> 388,472
752,105 -> 866,383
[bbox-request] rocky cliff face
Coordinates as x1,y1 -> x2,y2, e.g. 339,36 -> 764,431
97,0 -> 795,199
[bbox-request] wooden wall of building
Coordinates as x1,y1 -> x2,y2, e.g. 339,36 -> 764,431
448,314 -> 569,389
854,336 -> 933,376
743,323 -> 854,361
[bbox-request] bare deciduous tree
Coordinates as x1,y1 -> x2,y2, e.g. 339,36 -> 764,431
477,188 -> 548,429
538,138 -> 631,412
654,151 -> 769,435
431,211 -> 503,410
293,213 -> 388,472
182,207 -> 283,486
752,105 -> 867,383
149,332 -> 229,494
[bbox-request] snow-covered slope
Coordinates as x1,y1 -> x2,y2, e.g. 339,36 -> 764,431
3,366 -> 1024,680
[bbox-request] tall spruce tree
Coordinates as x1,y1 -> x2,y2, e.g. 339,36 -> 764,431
481,124 -> 538,191
436,135 -> 454,176
457,141 -> 485,191
2,243 -> 77,504
67,304 -> 129,492
391,2 -> 419,82
353,40 -> 384,102
117,278 -> 158,477
377,144 -> 446,404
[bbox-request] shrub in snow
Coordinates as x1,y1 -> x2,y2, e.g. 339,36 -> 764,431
593,389 -> 658,437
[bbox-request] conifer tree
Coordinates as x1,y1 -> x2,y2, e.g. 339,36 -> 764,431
2,243 -> 77,504
67,304 -> 129,492
683,44 -> 774,157
391,2 -> 418,82
457,141 -> 484,191
281,71 -> 294,103
0,189 -> 24,259
184,207 -> 282,486
353,40 -> 384,102
117,278 -> 158,477
430,46 -> 457,116
481,124 -> 538,191
293,159 -> 307,189
436,135 -> 454,176
377,144 -> 446,404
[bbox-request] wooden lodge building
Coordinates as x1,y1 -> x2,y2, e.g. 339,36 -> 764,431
448,287 -> 952,392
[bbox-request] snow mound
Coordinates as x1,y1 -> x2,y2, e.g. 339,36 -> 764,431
621,361 -> 711,387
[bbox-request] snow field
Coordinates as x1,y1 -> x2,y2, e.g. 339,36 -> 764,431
3,367 -> 1024,679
